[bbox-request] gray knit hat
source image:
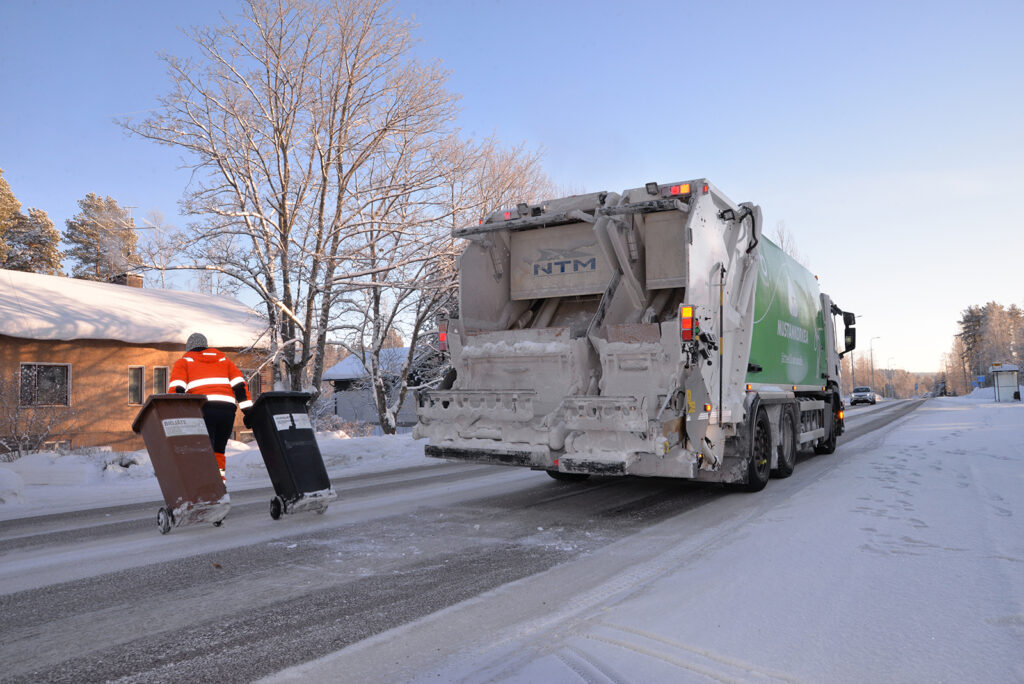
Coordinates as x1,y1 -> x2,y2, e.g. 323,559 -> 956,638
186,332 -> 208,351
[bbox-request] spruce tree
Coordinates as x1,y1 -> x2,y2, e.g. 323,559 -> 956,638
4,208 -> 63,275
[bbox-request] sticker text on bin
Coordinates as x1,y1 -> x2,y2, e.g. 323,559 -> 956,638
162,418 -> 209,438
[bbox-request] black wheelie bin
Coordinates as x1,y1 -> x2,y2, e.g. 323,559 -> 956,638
132,393 -> 230,534
247,391 -> 336,519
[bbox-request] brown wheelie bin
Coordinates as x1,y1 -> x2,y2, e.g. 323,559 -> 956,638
132,393 -> 231,534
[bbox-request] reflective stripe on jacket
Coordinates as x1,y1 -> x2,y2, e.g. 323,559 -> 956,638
169,349 -> 253,409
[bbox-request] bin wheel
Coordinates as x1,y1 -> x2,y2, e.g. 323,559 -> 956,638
157,507 -> 171,535
213,520 -> 223,527
270,497 -> 283,520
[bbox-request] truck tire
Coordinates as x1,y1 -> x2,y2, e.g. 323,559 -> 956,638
546,470 -> 590,482
772,405 -> 798,478
814,397 -> 838,455
743,408 -> 772,492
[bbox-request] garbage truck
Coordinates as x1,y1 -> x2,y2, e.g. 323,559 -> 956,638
414,179 -> 856,491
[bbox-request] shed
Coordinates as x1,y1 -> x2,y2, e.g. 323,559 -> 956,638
988,363 -> 1020,402
322,348 -> 418,429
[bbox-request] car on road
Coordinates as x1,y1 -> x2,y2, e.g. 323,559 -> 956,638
851,386 -> 878,405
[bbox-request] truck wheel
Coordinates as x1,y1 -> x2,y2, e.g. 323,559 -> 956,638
157,507 -> 171,535
743,408 -> 772,492
772,405 -> 798,478
814,399 -> 838,455
547,470 -> 590,482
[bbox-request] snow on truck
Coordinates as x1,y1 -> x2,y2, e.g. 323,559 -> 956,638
414,179 -> 857,491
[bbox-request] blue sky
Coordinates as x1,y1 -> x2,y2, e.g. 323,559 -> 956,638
1,0 -> 1022,373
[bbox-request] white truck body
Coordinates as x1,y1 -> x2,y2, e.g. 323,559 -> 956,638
414,179 -> 855,489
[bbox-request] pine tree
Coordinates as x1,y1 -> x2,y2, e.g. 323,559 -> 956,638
0,168 -> 24,264
63,193 -> 139,281
957,305 -> 984,378
3,208 -> 63,275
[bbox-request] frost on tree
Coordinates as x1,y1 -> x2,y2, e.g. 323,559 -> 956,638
3,208 -> 63,275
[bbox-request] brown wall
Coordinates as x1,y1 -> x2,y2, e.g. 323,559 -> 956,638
0,336 -> 271,452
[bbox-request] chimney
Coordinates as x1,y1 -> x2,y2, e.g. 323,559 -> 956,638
109,273 -> 144,288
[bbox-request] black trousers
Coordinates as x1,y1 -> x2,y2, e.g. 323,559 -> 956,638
202,402 -> 237,453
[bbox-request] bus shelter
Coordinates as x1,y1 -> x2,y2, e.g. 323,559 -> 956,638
989,363 -> 1020,402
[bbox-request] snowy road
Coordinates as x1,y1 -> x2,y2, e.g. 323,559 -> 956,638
2,396 -> 1022,683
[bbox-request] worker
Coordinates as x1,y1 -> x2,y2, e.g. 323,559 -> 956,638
169,332 -> 253,483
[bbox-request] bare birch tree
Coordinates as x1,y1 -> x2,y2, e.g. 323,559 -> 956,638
329,135 -> 556,432
123,0 -> 457,390
772,220 -> 809,268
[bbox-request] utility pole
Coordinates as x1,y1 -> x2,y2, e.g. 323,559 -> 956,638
870,336 -> 881,391
887,357 -> 895,398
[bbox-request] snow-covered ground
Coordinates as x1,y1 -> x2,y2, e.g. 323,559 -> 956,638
0,430 -> 434,519
2,390 -> 1022,683
270,389 -> 1024,683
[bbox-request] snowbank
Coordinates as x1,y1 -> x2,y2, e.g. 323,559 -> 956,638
0,430 -> 433,520
942,385 -> 1024,403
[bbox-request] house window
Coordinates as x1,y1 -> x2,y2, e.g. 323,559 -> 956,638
43,439 -> 72,453
20,363 -> 71,406
154,367 -> 169,394
128,366 -> 144,405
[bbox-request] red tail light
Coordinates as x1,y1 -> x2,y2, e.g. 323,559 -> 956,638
438,320 -> 449,352
679,305 -> 694,342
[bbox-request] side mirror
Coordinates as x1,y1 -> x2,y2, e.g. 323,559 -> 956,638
844,327 -> 856,353
843,311 -> 856,327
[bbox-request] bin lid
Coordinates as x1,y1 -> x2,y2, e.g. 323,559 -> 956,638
131,393 -> 208,434
252,390 -> 313,410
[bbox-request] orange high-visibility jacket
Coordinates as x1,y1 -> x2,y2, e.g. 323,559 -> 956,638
169,348 -> 253,409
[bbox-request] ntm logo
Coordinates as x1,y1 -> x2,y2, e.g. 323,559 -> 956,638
532,247 -> 597,277
534,257 -> 596,277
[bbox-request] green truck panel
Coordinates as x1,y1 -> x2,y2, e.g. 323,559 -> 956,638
745,238 -> 826,387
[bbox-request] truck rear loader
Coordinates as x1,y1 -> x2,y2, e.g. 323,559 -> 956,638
414,179 -> 856,491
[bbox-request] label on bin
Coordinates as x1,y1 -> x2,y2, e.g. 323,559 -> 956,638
162,418 -> 209,437
272,413 -> 313,431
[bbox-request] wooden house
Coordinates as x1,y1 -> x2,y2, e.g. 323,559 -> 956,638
0,269 -> 269,453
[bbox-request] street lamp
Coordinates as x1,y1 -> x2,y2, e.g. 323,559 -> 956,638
870,336 -> 881,391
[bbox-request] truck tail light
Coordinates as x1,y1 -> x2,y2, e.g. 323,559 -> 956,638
669,183 -> 691,196
680,305 -> 695,342
438,320 -> 449,352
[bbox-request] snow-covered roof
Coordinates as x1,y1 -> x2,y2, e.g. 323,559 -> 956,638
0,268 -> 266,348
323,347 -> 410,381
989,363 -> 1019,372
